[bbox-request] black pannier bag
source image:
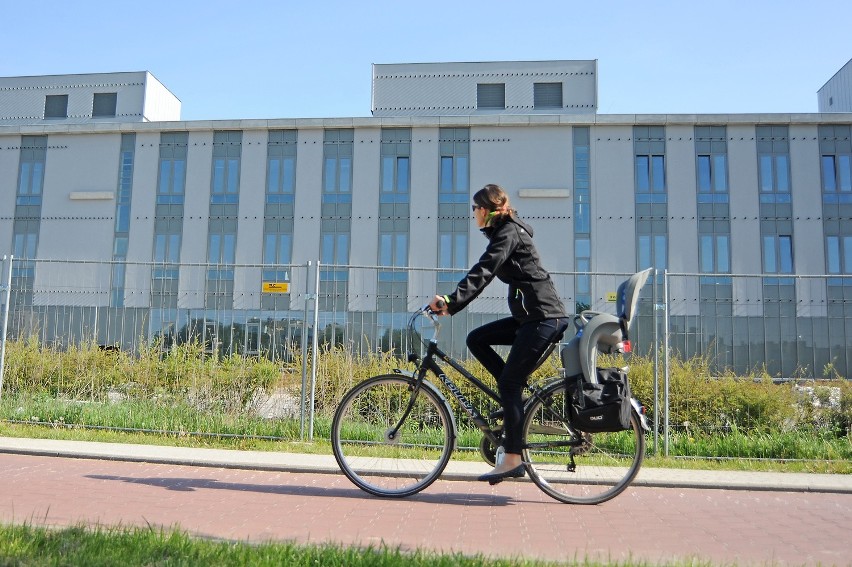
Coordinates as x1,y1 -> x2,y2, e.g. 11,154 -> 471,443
565,367 -> 632,433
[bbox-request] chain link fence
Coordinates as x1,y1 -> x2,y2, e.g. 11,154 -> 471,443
1,256 -> 850,462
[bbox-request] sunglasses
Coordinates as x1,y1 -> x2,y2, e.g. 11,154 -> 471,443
471,205 -> 485,212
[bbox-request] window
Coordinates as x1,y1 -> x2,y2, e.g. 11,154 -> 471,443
762,235 -> 793,274
438,231 -> 468,281
695,126 -> 728,201
92,93 -> 117,117
477,83 -> 505,109
699,234 -> 731,273
157,133 -> 188,205
16,136 -> 47,206
439,128 -> 469,204
379,231 -> 408,282
380,128 -> 411,203
44,94 -> 68,118
819,125 -> 852,203
211,131 -> 242,204
638,234 -> 667,271
323,129 -> 353,200
110,133 -> 135,307
756,126 -> 791,203
534,82 -> 562,109
634,126 -> 667,201
826,236 -> 852,274
266,130 -> 297,203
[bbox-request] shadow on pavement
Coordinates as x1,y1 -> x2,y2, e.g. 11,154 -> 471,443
85,474 -> 514,507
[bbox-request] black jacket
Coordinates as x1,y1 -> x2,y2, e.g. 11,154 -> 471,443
446,215 -> 567,323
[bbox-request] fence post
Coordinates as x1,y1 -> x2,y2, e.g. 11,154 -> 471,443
0,256 -> 12,402
308,261 -> 321,441
663,269 -> 671,457
652,269 -> 660,456
299,261 -> 313,440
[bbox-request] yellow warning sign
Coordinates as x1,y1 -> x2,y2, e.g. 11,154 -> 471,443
262,282 -> 290,294
606,292 -> 617,302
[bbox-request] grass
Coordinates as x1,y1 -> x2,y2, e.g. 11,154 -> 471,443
0,523 -> 600,567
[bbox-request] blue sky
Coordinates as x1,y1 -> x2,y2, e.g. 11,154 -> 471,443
2,0 -> 850,120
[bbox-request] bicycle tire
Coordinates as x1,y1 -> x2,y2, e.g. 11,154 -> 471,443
522,380 -> 645,505
331,374 -> 454,497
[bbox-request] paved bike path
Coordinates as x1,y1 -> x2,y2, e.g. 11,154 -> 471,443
1,444 -> 851,566
1,436 -> 850,494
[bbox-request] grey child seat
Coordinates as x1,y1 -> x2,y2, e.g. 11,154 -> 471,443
560,268 -> 652,383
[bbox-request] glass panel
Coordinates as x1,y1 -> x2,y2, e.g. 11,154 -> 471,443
339,158 -> 352,193
575,238 -> 590,258
775,155 -> 789,192
575,203 -> 590,233
652,156 -> 665,192
759,155 -> 773,192
697,156 -> 711,192
18,163 -> 31,195
397,157 -> 409,192
382,156 -> 394,192
209,234 -> 221,263
159,161 -> 171,194
379,234 -> 392,266
844,236 -> 852,274
454,233 -> 467,269
700,235 -> 714,272
714,155 -> 727,192
654,234 -> 667,269
267,158 -> 280,193
279,234 -> 292,264
227,159 -> 239,194
635,156 -> 649,192
827,236 -> 840,273
439,234 -> 451,268
282,157 -> 295,193
638,235 -> 651,269
264,234 -> 275,264
171,160 -> 184,195
455,156 -> 469,192
822,156 -> 837,192
763,236 -> 776,273
115,205 -> 130,232
321,234 -> 334,264
336,233 -> 349,263
717,235 -> 730,272
213,159 -> 225,194
396,233 -> 408,265
440,157 -> 453,191
324,158 -> 336,192
31,163 -> 43,195
839,155 -> 851,192
154,234 -> 166,262
168,234 -> 181,263
779,236 -> 793,273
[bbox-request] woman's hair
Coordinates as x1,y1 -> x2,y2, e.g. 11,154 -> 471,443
473,184 -> 515,217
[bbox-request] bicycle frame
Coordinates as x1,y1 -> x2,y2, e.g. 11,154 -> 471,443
391,312 -> 504,448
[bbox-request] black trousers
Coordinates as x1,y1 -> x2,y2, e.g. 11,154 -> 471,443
466,316 -> 569,454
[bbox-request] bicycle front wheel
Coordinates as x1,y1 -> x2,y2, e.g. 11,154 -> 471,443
331,374 -> 454,497
522,381 -> 645,505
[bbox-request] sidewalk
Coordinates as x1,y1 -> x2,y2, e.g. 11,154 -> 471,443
1,436 -> 850,494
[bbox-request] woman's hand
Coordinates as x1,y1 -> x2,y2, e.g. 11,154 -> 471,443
428,295 -> 449,316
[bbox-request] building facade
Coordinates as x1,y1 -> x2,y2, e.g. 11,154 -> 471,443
1,62 -> 851,378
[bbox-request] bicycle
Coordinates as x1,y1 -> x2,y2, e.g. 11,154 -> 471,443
331,269 -> 652,505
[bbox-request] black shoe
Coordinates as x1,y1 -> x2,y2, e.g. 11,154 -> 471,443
477,464 -> 526,485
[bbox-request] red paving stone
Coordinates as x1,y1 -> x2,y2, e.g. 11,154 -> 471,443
1,453 -> 851,566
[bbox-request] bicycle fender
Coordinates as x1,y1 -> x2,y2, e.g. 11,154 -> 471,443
630,398 -> 651,431
391,368 -> 459,449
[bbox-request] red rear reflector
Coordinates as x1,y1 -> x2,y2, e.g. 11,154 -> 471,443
622,340 -> 632,353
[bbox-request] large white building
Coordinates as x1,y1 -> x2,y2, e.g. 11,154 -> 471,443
1,61 -> 851,378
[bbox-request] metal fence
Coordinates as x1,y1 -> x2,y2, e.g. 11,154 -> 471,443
1,256 -> 850,459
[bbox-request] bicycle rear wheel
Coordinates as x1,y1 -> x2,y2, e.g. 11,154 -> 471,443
522,381 -> 645,504
331,374 -> 454,497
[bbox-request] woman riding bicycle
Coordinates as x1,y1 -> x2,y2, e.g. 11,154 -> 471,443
429,184 -> 569,484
